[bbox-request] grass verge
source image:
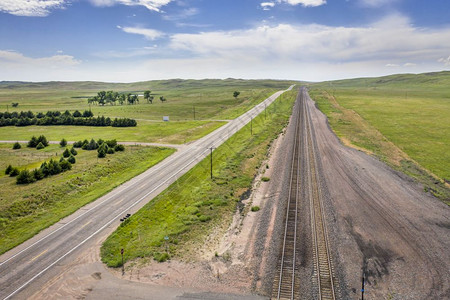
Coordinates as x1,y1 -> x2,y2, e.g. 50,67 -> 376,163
100,89 -> 298,267
0,144 -> 175,254
308,84 -> 450,204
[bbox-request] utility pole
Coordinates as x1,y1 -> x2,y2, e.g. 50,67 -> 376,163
361,272 -> 365,300
209,147 -> 215,179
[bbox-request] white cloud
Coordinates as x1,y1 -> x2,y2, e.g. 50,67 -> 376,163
438,56 -> 450,66
359,0 -> 399,7
0,0 -> 66,17
88,0 -> 172,12
169,15 -> 450,66
385,64 -> 399,67
121,26 -> 164,40
0,50 -> 80,67
261,2 -> 275,10
162,7 -> 198,21
278,0 -> 326,7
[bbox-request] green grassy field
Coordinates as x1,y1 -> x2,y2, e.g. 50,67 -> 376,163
0,79 -> 295,144
309,71 -> 450,202
100,89 -> 297,267
0,143 -> 175,254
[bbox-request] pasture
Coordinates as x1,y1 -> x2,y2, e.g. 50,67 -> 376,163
309,71 -> 450,201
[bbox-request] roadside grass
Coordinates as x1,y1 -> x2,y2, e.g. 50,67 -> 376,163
0,121 -> 225,144
309,71 -> 450,203
100,89 -> 297,267
0,144 -> 175,254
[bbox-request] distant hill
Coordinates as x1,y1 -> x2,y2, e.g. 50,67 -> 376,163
316,71 -> 450,89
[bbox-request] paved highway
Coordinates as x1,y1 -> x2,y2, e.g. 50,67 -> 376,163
0,85 -> 294,299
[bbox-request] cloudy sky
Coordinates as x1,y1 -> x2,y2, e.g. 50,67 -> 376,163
0,0 -> 449,82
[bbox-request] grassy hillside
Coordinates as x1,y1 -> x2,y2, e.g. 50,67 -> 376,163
309,71 -> 450,202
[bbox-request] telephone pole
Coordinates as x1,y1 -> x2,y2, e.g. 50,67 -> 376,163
209,147 -> 216,179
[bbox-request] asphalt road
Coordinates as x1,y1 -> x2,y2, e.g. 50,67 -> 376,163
0,85 -> 294,300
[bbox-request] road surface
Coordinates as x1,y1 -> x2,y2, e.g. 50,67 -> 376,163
0,85 -> 294,300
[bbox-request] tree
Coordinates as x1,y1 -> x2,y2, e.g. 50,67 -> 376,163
63,148 -> 71,158
233,91 -> 240,99
97,147 -> 106,158
11,102 -> 19,107
118,94 -> 126,105
60,138 -> 67,147
114,144 -> 125,151
59,159 -> 72,171
160,96 -> 166,103
70,146 -> 77,156
9,167 -> 19,177
73,110 -> 82,117
97,91 -> 107,106
28,136 -> 38,148
36,142 -> 45,150
68,155 -> 76,164
16,169 -> 36,184
144,90 -> 153,104
37,135 -> 49,147
32,168 -> 45,180
5,165 -> 13,175
12,142 -> 21,149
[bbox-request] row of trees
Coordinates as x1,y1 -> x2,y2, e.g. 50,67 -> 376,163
73,138 -> 125,157
88,90 -> 167,106
0,110 -> 93,120
0,115 -> 136,127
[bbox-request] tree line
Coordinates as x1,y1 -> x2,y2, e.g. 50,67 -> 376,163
0,109 -> 136,127
88,90 -> 167,105
7,136 -> 125,184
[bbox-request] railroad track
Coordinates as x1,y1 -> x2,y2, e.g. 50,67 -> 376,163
272,88 -> 336,299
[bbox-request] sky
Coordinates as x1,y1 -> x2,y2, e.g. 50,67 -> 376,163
0,0 -> 449,82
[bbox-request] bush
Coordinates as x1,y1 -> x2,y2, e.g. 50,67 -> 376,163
32,168 -> 45,180
105,139 -> 117,148
68,155 -> 76,164
59,159 -> 72,171
114,144 -> 125,152
251,206 -> 260,212
60,138 -> 67,147
107,147 -> 115,154
12,142 -> 21,149
37,135 -> 48,147
73,141 -> 83,148
153,252 -> 170,262
70,147 -> 77,156
62,148 -> 70,158
261,177 -> 270,182
198,215 -> 211,222
36,142 -> 45,150
27,136 -> 38,148
98,148 -> 106,158
9,167 -> 19,177
5,165 -> 13,175
16,169 -> 36,184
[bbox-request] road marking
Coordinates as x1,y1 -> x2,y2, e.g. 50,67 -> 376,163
2,86 -> 294,300
29,249 -> 48,263
80,221 -> 92,230
113,198 -> 124,206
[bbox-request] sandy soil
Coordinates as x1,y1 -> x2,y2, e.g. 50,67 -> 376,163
29,89 -> 449,300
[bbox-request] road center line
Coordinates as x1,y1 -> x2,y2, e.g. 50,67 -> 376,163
29,250 -> 48,263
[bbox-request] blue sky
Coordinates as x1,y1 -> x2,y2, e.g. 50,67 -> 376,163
0,0 -> 449,82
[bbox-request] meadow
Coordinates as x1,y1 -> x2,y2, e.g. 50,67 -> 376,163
309,71 -> 450,202
100,89 -> 298,266
0,79 -> 296,254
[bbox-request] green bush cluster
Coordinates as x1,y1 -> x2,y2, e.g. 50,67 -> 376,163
27,135 -> 49,149
14,158 -> 73,184
73,138 -> 125,158
0,109 -> 136,127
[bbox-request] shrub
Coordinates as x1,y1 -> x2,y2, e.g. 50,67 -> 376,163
114,144 -> 125,152
153,252 -> 170,262
97,148 -> 106,158
105,139 -> 117,148
9,167 -> 19,177
68,155 -> 76,164
37,135 -> 48,147
59,159 -> 72,171
70,147 -> 77,156
27,136 -> 38,148
251,206 -> 260,212
16,170 -> 36,184
86,138 -> 98,150
97,138 -> 104,146
62,148 -> 70,158
32,168 -> 45,180
12,142 -> 21,149
60,138 -> 67,147
107,147 -> 115,154
73,141 -> 83,148
198,215 -> 211,222
261,176 -> 270,182
5,165 -> 13,175
36,142 -> 45,150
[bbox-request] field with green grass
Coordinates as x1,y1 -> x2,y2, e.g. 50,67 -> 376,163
0,79 -> 294,144
309,71 -> 450,202
0,143 -> 175,254
100,89 -> 298,267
